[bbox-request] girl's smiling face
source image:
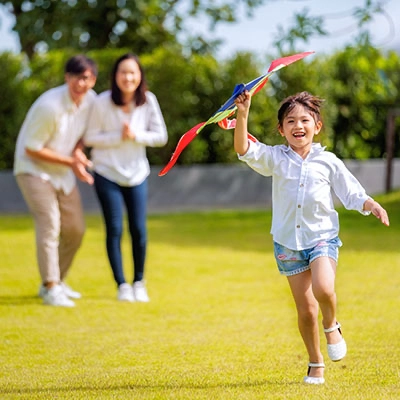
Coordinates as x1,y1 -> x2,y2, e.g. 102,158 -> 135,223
278,104 -> 322,159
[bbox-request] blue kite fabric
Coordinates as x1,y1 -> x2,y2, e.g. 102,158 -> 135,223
159,51 -> 315,176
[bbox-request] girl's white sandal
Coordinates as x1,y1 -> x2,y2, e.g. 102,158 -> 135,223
324,322 -> 347,361
303,362 -> 325,385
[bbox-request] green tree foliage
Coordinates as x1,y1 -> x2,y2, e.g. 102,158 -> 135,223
1,45 -> 399,170
0,52 -> 31,169
0,0 -> 266,58
0,0 -> 398,171
295,41 -> 399,159
326,45 -> 400,158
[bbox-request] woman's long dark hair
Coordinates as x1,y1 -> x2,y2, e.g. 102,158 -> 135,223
111,53 -> 148,107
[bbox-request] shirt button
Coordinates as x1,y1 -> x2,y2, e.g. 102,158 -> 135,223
298,205 -> 301,208
300,184 -> 304,187
296,225 -> 300,228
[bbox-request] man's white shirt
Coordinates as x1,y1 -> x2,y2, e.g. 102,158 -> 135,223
14,84 -> 97,194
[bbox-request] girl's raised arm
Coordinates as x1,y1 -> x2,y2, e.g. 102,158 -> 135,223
234,91 -> 251,156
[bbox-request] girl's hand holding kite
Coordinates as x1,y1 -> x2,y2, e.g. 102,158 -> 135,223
234,90 -> 251,156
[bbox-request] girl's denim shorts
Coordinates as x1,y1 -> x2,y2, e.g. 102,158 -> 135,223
273,237 -> 342,276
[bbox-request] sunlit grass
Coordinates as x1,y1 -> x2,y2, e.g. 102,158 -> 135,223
1,191 -> 399,399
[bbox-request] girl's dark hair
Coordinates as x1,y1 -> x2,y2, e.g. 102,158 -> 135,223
111,53 -> 148,107
277,91 -> 324,127
65,55 -> 97,77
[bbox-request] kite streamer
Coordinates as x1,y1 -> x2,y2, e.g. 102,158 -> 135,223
159,51 -> 314,176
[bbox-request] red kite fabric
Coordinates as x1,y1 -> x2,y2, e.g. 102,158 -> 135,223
159,51 -> 314,176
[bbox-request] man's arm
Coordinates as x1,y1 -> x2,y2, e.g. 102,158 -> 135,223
26,145 -> 94,185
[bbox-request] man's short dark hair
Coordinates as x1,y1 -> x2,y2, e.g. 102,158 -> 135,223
65,55 -> 97,77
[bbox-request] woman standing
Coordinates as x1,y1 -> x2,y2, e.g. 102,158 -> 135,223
84,53 -> 168,302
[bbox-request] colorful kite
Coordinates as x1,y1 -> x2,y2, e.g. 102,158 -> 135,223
158,51 -> 314,176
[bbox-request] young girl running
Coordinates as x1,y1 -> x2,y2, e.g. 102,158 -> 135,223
234,90 -> 389,384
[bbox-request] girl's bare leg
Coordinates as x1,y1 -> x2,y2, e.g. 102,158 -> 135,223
310,256 -> 343,345
287,270 -> 324,378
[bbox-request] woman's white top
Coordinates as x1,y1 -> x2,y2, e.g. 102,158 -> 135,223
239,140 -> 371,250
84,90 -> 167,186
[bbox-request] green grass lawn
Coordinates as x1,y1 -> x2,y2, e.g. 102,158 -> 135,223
1,191 -> 399,399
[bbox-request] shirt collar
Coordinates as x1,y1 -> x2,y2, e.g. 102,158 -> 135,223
284,142 -> 326,159
61,84 -> 76,112
62,84 -> 92,112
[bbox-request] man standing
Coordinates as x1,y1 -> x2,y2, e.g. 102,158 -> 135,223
14,55 -> 97,307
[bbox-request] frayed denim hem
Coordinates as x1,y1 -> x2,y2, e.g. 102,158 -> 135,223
278,265 -> 310,276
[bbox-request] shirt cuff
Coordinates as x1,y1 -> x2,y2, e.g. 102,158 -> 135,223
359,195 -> 372,215
237,139 -> 256,161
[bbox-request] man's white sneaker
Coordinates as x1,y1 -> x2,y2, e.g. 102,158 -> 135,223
42,285 -> 75,307
38,284 -> 46,298
118,283 -> 135,302
60,282 -> 82,299
133,281 -> 150,302
39,283 -> 81,299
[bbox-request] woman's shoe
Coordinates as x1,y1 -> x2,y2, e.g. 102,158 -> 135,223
303,362 -> 325,385
118,283 -> 135,302
324,322 -> 347,361
133,280 -> 150,302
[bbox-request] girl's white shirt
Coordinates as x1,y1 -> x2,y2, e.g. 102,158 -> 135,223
84,90 -> 167,186
14,84 -> 97,194
239,140 -> 371,250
